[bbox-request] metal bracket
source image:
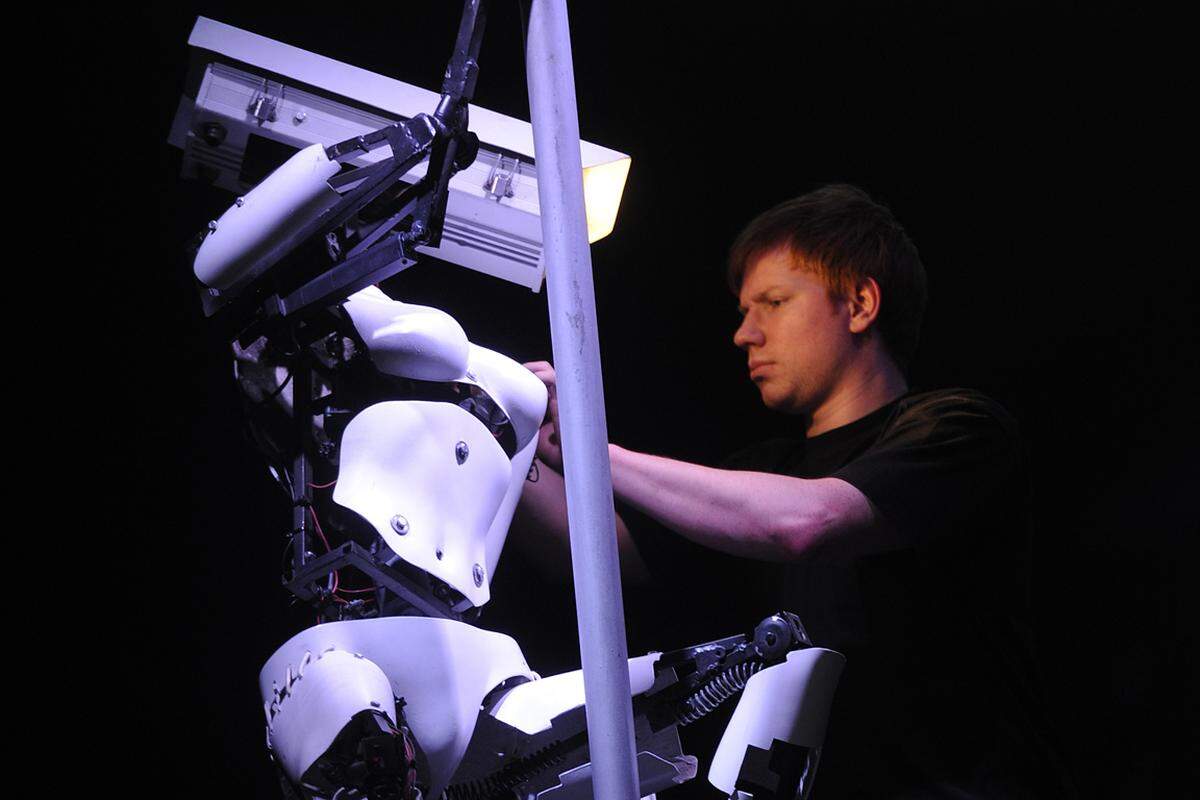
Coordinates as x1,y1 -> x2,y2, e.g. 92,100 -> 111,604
248,79 -> 283,125
483,155 -> 520,200
287,540 -> 463,621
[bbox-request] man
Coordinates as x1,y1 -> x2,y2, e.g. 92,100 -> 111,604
513,185 -> 1073,797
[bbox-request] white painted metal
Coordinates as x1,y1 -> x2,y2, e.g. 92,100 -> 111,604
708,648 -> 846,795
193,142 -> 340,290
526,2 -> 641,797
260,617 -> 534,799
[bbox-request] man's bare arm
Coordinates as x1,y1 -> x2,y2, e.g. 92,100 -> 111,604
608,444 -> 884,562
511,458 -> 652,586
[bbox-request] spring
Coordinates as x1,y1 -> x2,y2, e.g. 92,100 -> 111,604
676,661 -> 763,726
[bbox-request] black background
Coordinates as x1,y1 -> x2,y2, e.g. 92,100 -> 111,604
108,3 -> 1193,797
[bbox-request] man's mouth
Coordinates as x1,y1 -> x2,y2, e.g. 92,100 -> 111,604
748,361 -> 772,380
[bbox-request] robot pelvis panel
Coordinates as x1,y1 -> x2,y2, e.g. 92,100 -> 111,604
334,401 -> 510,606
261,617 -> 534,799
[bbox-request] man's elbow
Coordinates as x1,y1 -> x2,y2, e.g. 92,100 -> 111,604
771,479 -> 877,561
770,506 -> 836,561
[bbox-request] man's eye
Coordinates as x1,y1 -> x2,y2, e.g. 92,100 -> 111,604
767,298 -> 786,308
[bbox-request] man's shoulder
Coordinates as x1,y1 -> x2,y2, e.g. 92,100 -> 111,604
893,387 -> 1020,438
719,436 -> 798,471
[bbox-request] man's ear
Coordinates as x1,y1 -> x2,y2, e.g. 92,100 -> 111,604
847,276 -> 882,334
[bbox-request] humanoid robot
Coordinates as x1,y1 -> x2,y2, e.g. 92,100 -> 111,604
181,5 -> 845,798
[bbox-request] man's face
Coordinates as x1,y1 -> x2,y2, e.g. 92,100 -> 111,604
733,246 -> 855,415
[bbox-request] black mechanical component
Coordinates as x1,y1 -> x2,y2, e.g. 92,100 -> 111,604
675,660 -> 763,725
298,705 -> 429,800
734,739 -> 818,800
444,613 -> 813,800
646,612 -> 812,730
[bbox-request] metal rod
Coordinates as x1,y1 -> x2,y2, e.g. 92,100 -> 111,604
290,360 -> 312,578
525,2 -> 640,798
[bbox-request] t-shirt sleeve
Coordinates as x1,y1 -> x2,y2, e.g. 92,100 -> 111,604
831,391 -> 1026,547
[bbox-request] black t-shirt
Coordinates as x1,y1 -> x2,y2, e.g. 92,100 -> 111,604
628,388 -> 1074,799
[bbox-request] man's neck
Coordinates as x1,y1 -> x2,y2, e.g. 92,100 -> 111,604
806,352 -> 909,438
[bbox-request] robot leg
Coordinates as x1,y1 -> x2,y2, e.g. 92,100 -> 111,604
266,648 -> 426,800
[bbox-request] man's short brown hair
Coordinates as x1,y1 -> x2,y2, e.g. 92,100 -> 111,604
728,184 -> 928,374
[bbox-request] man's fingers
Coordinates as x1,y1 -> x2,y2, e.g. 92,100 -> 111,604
524,360 -> 558,397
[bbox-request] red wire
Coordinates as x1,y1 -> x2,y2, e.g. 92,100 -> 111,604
307,505 -> 380,604
308,507 -> 333,552
308,480 -> 338,489
308,507 -> 339,594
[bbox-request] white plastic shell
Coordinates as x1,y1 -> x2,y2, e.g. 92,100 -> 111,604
707,648 -> 845,795
460,343 -> 548,450
267,649 -> 396,784
333,401 -> 510,606
489,652 -> 662,736
194,142 -> 340,290
343,287 -> 471,382
260,618 -> 533,799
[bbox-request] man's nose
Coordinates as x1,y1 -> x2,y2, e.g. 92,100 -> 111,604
733,314 -> 764,350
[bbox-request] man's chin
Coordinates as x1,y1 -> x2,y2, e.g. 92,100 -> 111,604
758,385 -> 809,416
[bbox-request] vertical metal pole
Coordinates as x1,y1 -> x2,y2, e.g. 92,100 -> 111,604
525,2 -> 640,798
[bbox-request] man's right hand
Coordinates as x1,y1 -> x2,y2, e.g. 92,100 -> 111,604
524,360 -> 563,473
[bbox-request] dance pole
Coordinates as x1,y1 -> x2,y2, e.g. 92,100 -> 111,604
525,2 -> 641,798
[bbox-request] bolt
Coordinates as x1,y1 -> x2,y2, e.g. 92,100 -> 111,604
207,220 -> 218,232
294,110 -> 307,124
200,121 -> 227,147
435,548 -> 444,561
235,196 -> 245,207
370,701 -> 380,708
390,515 -> 409,535
455,441 -> 469,464
473,564 -> 485,587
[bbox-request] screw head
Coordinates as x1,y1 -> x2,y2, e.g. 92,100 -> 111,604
235,196 -> 245,207
200,121 -> 227,147
455,441 -> 469,464
390,515 -> 409,535
435,548 -> 444,561
473,563 -> 485,587
294,110 -> 307,123
207,220 -> 218,232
